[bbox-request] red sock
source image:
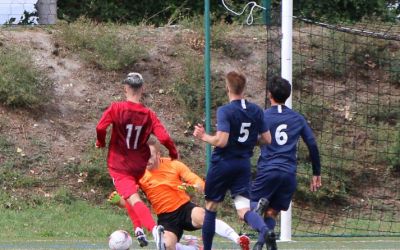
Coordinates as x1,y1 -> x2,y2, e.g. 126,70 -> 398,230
125,202 -> 142,229
132,201 -> 156,232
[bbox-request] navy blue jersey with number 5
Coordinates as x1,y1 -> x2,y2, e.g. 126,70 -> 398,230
258,105 -> 321,175
212,99 -> 268,159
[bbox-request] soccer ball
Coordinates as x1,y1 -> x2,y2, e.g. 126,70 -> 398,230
108,230 -> 133,250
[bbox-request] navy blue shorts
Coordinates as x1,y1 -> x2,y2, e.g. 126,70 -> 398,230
250,170 -> 297,212
204,157 -> 251,202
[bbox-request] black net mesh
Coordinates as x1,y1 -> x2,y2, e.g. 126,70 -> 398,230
267,6 -> 400,237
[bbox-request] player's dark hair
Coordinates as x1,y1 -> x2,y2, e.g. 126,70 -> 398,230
226,71 -> 246,95
122,73 -> 143,90
268,76 -> 291,103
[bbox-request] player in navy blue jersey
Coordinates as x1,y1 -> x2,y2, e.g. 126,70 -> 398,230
251,76 -> 322,250
193,71 -> 272,250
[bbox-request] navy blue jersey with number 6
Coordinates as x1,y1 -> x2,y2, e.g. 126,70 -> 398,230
212,99 -> 268,159
258,105 -> 321,175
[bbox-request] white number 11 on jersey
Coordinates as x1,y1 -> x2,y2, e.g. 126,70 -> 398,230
126,124 -> 143,149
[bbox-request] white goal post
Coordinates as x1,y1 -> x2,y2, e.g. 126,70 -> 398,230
280,0 -> 293,242
219,0 -> 294,241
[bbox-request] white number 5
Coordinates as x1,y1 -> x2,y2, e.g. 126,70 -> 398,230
275,124 -> 288,145
238,122 -> 251,142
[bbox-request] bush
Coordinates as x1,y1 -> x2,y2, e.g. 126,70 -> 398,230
172,57 -> 204,125
58,0 -> 235,25
292,0 -> 399,22
172,55 -> 226,126
389,56 -> 400,86
352,44 -> 390,70
0,46 -> 51,108
58,0 -> 399,24
79,145 -> 112,189
57,18 -> 148,70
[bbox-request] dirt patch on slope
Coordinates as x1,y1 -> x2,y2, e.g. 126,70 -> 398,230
0,26 -> 269,200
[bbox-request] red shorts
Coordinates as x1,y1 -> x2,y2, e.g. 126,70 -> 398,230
108,168 -> 143,199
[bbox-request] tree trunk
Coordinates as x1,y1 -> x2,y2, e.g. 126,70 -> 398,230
35,0 -> 57,24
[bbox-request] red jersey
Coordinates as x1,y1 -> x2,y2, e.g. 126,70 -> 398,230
96,101 -> 178,176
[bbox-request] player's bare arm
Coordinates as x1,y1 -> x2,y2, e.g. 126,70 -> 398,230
258,131 -> 272,145
193,124 -> 229,148
175,161 -> 205,193
310,175 -> 322,192
95,106 -> 113,148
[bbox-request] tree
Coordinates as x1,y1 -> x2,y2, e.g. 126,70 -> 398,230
293,0 -> 399,22
36,0 -> 57,24
57,0 -> 400,24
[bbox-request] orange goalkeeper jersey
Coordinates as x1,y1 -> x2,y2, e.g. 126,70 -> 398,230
139,158 -> 205,215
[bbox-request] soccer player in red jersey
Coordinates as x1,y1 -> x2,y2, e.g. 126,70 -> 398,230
96,72 -> 178,250
108,138 -> 251,250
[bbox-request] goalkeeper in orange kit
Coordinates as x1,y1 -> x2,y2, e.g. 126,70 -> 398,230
109,138 -> 250,250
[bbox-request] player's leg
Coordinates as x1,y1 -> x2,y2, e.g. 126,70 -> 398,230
265,172 -> 297,250
152,224 -> 167,250
188,204 -> 249,249
250,170 -> 281,216
230,159 -> 270,249
253,197 -> 270,217
251,171 -> 296,250
234,196 -> 270,248
107,191 -> 147,247
191,205 -> 241,243
107,191 -> 143,232
163,229 -> 198,250
189,206 -> 204,228
250,170 -> 282,250
110,170 -> 159,247
202,200 -> 219,250
264,209 -> 279,231
114,176 -> 156,232
125,193 -> 158,247
250,176 -> 277,249
202,159 -> 232,250
125,193 -> 156,232
257,208 -> 278,250
215,219 -> 250,250
164,231 -> 179,250
158,206 -> 193,250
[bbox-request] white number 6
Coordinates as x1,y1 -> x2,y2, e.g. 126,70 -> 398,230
275,124 -> 288,145
238,122 -> 251,142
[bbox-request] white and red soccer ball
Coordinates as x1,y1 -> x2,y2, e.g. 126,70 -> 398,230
109,230 -> 132,250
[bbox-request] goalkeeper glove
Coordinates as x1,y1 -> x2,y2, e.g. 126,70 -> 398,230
178,183 -> 196,195
107,191 -> 121,205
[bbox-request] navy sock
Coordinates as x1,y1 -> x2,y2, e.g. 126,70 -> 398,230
265,217 -> 276,230
244,210 -> 269,243
250,201 -> 258,210
202,209 -> 217,250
